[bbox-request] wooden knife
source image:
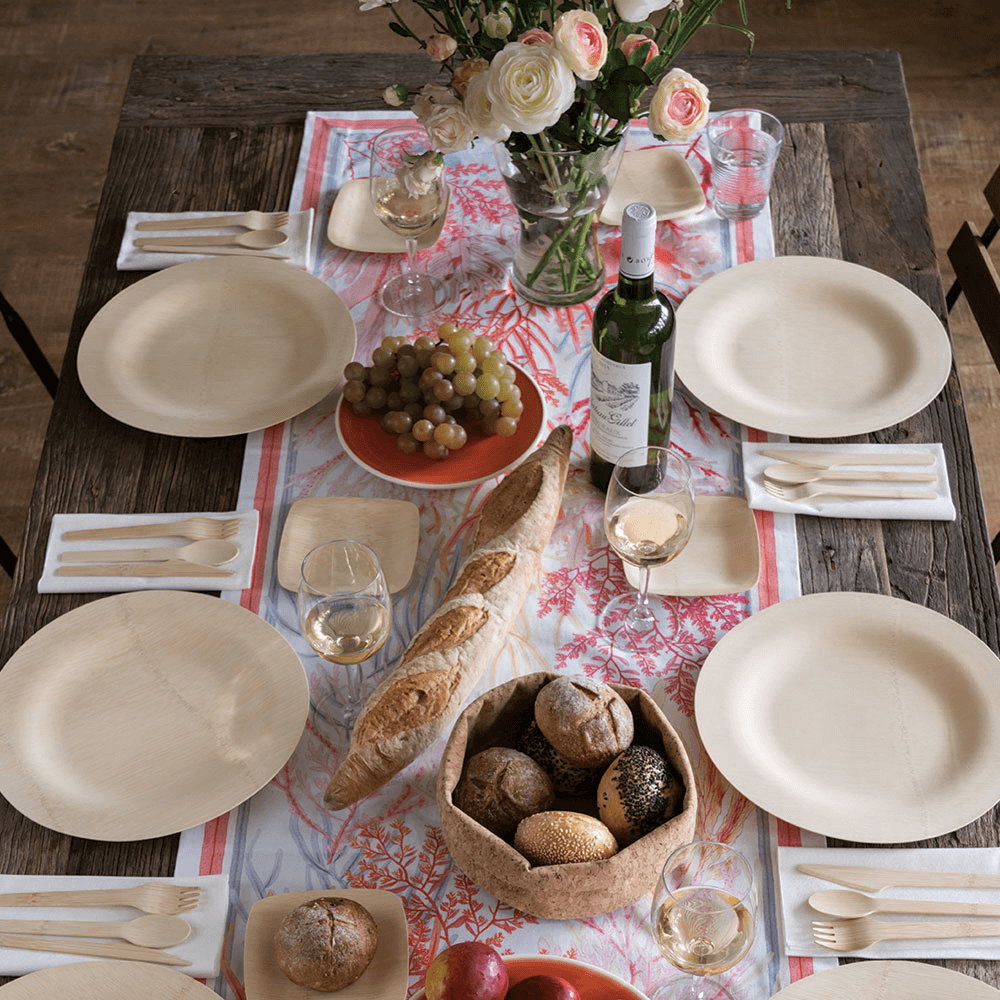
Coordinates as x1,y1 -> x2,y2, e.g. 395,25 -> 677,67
56,561 -> 234,578
0,932 -> 190,965
797,863 -> 1000,892
759,449 -> 936,468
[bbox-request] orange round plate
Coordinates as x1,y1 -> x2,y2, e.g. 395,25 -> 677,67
336,364 -> 546,489
412,954 -> 650,1000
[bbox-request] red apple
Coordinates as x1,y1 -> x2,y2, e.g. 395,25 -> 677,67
423,941 -> 508,1000
506,974 -> 581,1000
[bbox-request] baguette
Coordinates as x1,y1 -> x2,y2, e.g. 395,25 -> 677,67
324,424 -> 574,810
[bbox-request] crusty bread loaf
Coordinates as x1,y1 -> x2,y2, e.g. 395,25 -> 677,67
273,897 -> 378,992
534,675 -> 634,768
453,746 -> 555,838
324,425 -> 574,810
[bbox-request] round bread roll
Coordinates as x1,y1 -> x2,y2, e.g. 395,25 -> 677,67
516,720 -> 600,797
597,744 -> 685,847
453,746 -> 555,838
534,675 -> 634,768
273,897 -> 378,992
514,810 -> 618,865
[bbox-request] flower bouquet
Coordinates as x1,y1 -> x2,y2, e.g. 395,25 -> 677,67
365,0 -> 761,304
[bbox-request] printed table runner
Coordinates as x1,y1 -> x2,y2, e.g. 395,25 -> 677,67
175,111 -> 832,997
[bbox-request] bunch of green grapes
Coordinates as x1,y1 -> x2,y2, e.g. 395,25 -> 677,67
342,322 -> 525,460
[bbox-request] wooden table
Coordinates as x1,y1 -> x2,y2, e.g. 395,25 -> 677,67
1,50 -> 998,989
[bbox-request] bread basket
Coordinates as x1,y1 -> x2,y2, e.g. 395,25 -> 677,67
436,672 -> 697,919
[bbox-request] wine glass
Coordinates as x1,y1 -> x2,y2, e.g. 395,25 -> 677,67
601,446 -> 695,643
649,841 -> 758,1000
369,121 -> 449,317
297,539 -> 392,732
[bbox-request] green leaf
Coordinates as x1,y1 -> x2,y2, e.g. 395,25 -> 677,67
596,80 -> 632,122
388,21 -> 411,38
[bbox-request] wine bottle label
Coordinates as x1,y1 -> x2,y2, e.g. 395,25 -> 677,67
590,348 -> 652,463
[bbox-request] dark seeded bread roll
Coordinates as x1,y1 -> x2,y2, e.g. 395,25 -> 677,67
534,675 -> 634,768
273,897 -> 378,992
324,426 -> 573,810
516,720 -> 601,797
597,744 -> 685,846
454,746 -> 555,838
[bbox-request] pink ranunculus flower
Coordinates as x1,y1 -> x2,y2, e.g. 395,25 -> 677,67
381,83 -> 408,107
620,33 -> 659,65
426,33 -> 458,62
487,42 -> 576,135
553,10 -> 607,82
451,58 -> 490,97
517,27 -> 554,46
424,103 -> 476,153
649,67 -> 710,140
412,82 -> 461,121
463,70 -> 511,142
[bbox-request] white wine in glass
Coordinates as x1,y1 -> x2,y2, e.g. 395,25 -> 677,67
601,446 -> 694,644
297,539 -> 392,732
369,121 -> 449,317
649,841 -> 757,1000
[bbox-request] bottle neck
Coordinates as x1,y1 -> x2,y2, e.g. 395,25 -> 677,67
616,269 -> 656,300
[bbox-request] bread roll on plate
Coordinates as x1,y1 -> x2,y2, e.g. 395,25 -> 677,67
324,425 -> 573,811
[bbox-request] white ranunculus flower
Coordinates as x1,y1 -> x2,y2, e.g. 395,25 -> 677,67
613,0 -> 675,21
463,71 -> 511,142
486,42 -> 576,135
424,103 -> 476,153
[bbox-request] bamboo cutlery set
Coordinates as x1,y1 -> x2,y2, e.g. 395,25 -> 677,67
0,882 -> 200,967
54,517 -> 242,578
131,211 -> 292,259
758,448 -> 941,503
801,863 -> 1000,952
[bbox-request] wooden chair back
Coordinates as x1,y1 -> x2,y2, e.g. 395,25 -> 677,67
946,164 -> 1000,562
1,291 -> 59,576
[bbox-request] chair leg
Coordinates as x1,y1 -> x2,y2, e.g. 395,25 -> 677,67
0,534 -> 16,577
0,289 -> 59,398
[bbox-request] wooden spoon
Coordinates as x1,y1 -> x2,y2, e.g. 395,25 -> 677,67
763,462 -> 938,486
0,913 -> 191,948
808,888 -> 1000,919
60,539 -> 240,566
134,229 -> 288,249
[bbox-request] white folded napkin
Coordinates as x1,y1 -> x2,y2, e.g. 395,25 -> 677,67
778,846 -> 1000,959
742,442 -> 956,520
117,209 -> 314,270
0,873 -> 228,978
38,510 -> 259,594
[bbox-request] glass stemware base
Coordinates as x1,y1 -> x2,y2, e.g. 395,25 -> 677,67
648,976 -> 740,1000
599,590 -> 679,646
379,268 -> 447,317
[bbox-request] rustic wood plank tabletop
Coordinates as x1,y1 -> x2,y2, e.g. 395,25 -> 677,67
1,49 -> 997,988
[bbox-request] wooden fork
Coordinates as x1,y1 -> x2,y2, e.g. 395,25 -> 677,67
813,916 -> 1000,951
764,482 -> 939,503
135,210 -> 289,231
63,516 -> 241,542
0,882 -> 200,916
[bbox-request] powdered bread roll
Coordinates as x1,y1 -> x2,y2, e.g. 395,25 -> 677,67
324,425 -> 574,810
454,746 -> 555,838
273,897 -> 378,992
514,810 -> 618,865
534,675 -> 634,768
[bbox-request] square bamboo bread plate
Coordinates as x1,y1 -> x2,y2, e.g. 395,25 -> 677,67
276,497 -> 420,594
244,888 -> 409,1000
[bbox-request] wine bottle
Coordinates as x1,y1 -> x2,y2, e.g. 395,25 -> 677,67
589,201 -> 676,491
